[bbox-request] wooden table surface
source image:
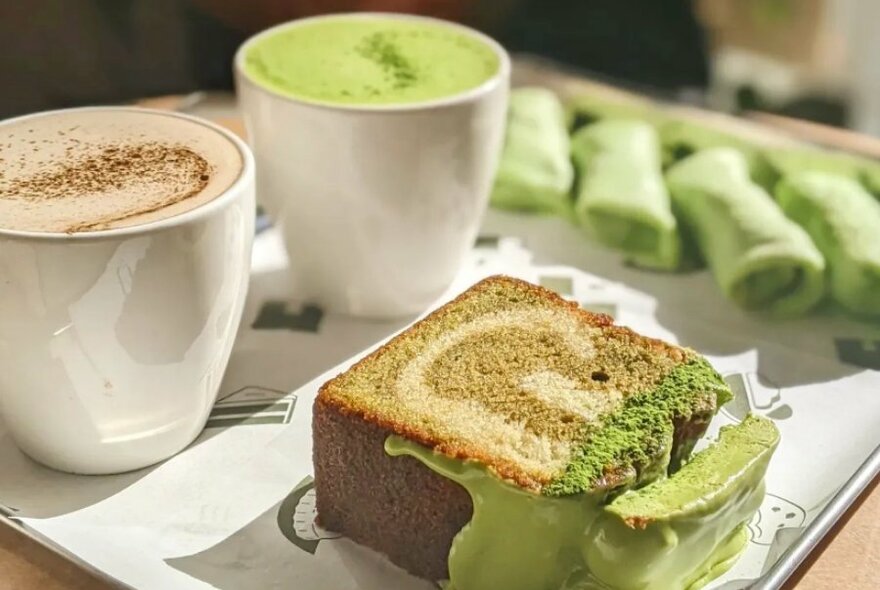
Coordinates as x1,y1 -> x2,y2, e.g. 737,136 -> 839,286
1,81 -> 879,589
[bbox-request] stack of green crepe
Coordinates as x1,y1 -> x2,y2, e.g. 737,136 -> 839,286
572,119 -> 681,270
666,148 -> 826,316
490,88 -> 574,216
776,172 -> 880,318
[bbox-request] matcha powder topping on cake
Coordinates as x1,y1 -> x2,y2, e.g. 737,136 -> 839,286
544,357 -> 732,497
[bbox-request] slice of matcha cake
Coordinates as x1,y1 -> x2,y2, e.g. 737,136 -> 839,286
313,276 -> 738,588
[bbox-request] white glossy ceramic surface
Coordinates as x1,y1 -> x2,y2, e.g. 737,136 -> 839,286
235,13 -> 510,318
0,107 -> 256,475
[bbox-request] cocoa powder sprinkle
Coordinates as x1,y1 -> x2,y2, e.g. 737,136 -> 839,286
0,142 -> 211,205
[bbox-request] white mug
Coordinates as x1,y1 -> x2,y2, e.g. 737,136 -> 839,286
0,107 -> 255,475
235,13 -> 510,318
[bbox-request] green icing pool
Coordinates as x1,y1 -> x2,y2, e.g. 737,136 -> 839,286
385,412 -> 777,590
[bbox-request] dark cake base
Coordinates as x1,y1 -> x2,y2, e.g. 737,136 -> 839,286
313,398 -> 473,581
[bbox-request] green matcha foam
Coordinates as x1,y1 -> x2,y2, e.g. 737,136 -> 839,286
241,16 -> 500,106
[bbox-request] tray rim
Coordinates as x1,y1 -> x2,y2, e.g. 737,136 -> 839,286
0,513 -> 130,589
754,440 -> 880,589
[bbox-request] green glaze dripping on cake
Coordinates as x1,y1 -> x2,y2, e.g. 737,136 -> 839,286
388,435 -> 597,590
545,357 -> 732,497
584,415 -> 779,589
386,414 -> 778,590
242,16 -> 500,105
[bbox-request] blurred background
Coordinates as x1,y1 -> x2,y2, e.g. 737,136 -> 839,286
1,0 -> 878,136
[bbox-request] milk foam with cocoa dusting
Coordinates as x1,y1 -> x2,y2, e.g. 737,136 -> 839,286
0,109 -> 243,233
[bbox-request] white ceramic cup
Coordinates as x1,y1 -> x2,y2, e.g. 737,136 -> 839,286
0,107 -> 255,475
235,13 -> 510,318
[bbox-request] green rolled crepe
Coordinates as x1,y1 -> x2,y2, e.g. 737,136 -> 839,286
666,148 -> 826,316
659,118 -> 764,172
761,148 -> 863,179
760,147 -> 880,199
760,147 -> 866,189
572,119 -> 682,270
776,172 -> 880,318
863,163 -> 880,198
490,87 -> 574,216
567,93 -> 664,133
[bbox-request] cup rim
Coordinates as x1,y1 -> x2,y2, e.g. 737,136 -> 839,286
0,106 -> 254,241
234,12 -> 511,114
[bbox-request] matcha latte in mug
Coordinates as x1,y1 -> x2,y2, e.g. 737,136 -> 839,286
236,14 -> 510,317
